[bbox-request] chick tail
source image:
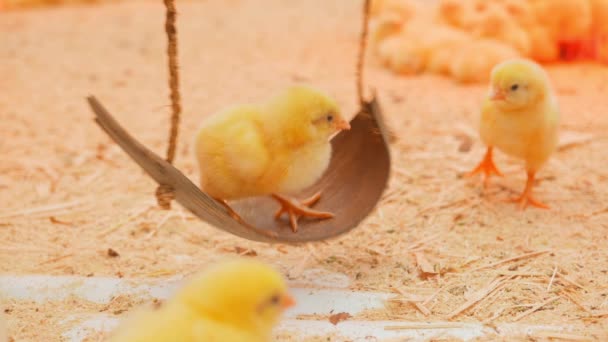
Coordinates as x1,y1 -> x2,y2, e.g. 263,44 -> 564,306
272,192 -> 334,232
465,147 -> 503,188
504,170 -> 550,210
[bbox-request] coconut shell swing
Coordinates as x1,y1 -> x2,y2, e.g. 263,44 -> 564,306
86,0 -> 391,243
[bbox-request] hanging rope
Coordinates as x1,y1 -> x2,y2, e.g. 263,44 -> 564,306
156,0 -> 182,209
356,0 -> 371,106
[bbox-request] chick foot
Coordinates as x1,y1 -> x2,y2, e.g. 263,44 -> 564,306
505,171 -> 549,210
213,197 -> 245,223
466,147 -> 502,187
272,192 -> 334,232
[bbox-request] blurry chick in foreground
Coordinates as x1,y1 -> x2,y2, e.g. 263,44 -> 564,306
107,258 -> 295,342
194,85 -> 350,232
467,59 -> 559,209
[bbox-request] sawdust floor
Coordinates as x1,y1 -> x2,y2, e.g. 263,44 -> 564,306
2,0 -> 608,341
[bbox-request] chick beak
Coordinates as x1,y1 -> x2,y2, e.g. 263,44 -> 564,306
281,294 -> 296,309
335,119 -> 351,131
490,88 -> 506,101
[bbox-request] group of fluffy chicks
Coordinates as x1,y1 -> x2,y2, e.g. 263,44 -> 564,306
372,0 -> 608,82
3,3 -> 567,339
3,54 -> 560,342
98,58 -> 558,341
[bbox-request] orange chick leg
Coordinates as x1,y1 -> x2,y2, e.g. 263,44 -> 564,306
272,191 -> 334,232
466,146 -> 502,187
213,197 -> 245,223
506,170 -> 549,210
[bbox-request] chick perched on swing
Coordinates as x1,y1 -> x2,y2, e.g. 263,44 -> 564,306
194,85 -> 351,232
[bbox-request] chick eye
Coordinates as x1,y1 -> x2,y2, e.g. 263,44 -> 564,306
510,84 -> 519,91
269,294 -> 280,306
326,114 -> 334,122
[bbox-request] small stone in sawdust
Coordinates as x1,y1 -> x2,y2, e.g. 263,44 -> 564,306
107,248 -> 120,258
328,312 -> 351,325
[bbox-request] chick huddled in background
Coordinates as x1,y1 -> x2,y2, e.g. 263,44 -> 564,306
588,0 -> 608,62
371,0 -> 608,83
194,85 -> 350,232
0,0 -> 108,10
449,39 -> 520,83
467,59 -> 559,209
107,258 -> 295,342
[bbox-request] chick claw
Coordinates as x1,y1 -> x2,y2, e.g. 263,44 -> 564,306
504,171 -> 549,210
272,192 -> 334,232
214,197 -> 245,223
505,193 -> 550,210
466,147 -> 502,188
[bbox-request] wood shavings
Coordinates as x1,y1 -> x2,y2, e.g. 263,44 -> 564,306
233,246 -> 258,257
49,216 -> 72,225
446,276 -> 511,320
470,250 -> 550,272
558,131 -> 594,151
512,296 -> 559,322
0,200 -> 85,219
414,252 -> 437,279
588,311 -> 608,317
385,322 -> 470,330
547,266 -> 558,291
557,272 -> 588,291
407,234 -> 440,251
532,331 -> 594,341
411,302 -> 431,316
559,290 -> 590,313
38,254 -> 74,266
97,205 -> 151,238
393,288 -> 432,316
328,312 -> 351,325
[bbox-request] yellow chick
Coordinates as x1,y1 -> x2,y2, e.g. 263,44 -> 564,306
370,0 -> 422,21
529,0 -> 592,41
107,258 -> 295,342
194,85 -> 350,232
377,34 -> 428,75
378,14 -> 470,76
425,27 -> 472,75
438,0 -> 467,28
590,0 -> 608,62
527,25 -> 560,62
497,0 -> 536,28
370,0 -> 426,53
370,13 -> 404,54
472,4 -> 531,55
449,39 -> 520,83
467,59 -> 559,209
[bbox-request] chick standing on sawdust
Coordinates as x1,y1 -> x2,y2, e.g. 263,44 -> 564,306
107,258 -> 295,342
467,59 -> 559,209
194,85 -> 350,232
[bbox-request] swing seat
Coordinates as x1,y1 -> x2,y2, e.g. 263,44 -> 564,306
87,95 -> 391,243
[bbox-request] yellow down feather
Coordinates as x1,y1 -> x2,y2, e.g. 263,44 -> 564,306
107,258 -> 295,342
